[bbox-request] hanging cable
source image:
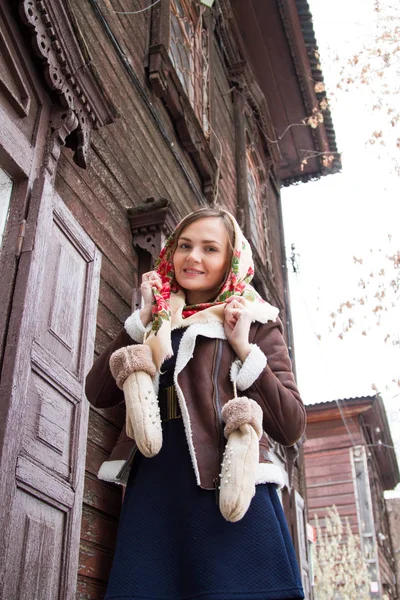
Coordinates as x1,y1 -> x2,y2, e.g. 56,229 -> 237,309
107,0 -> 161,16
335,398 -> 358,448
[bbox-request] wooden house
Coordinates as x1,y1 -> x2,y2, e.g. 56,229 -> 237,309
0,0 -> 339,598
304,396 -> 400,599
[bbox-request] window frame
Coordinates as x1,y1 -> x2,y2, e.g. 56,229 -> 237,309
148,0 -> 217,201
233,86 -> 276,304
243,104 -> 274,278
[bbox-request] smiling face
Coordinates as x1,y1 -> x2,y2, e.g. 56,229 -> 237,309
172,217 -> 231,305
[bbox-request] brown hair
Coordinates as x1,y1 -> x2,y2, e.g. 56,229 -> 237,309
169,208 -> 235,258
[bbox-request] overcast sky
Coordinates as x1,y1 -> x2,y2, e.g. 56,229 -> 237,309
281,0 -> 400,497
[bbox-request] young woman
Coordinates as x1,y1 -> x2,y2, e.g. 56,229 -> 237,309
85,207 -> 306,600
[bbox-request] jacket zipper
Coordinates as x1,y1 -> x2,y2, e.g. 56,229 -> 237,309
212,339 -> 224,503
116,442 -> 138,482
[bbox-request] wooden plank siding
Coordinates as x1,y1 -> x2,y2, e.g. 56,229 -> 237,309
67,1 -> 202,212
212,42 -> 237,216
304,419 -> 361,535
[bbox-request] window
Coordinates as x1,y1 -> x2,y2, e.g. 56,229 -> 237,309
148,0 -> 216,199
246,143 -> 263,252
169,0 -> 210,138
245,133 -> 273,277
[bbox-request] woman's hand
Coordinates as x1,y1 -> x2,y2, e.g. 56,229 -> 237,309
224,296 -> 252,362
139,271 -> 162,327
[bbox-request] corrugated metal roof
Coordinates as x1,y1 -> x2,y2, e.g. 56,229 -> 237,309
305,395 -> 377,407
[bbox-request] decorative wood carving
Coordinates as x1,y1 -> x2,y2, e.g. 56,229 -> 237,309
46,107 -> 78,179
127,198 -> 179,312
127,197 -> 179,264
19,0 -> 117,168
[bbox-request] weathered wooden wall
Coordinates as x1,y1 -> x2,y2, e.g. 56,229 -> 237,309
212,41 -> 237,216
304,418 -> 362,534
50,3 -> 292,597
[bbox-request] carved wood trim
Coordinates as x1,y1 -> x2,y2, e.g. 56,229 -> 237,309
127,198 -> 179,264
127,198 -> 179,311
46,107 -> 79,179
19,0 -> 117,169
148,0 -> 217,202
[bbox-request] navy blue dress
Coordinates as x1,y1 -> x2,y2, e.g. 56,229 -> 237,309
105,331 -> 304,600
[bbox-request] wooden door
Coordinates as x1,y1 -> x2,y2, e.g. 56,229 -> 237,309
0,174 -> 101,599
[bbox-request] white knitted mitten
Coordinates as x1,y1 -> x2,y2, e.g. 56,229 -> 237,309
219,397 -> 263,522
110,345 -> 162,458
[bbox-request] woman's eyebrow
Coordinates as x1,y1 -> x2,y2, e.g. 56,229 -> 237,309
178,236 -> 222,246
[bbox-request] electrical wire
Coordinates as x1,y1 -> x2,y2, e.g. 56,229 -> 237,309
335,398 -> 358,448
228,84 -> 340,170
105,0 -> 161,15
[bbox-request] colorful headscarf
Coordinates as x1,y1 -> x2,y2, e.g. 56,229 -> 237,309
144,210 -> 279,369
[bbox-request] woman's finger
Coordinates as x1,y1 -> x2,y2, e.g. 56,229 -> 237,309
225,295 -> 245,304
224,307 -> 241,327
142,271 -> 162,289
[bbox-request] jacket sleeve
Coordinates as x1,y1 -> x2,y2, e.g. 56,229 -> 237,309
232,319 -> 306,447
85,310 -> 148,409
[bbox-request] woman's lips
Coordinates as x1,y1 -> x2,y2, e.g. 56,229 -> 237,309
183,269 -> 204,275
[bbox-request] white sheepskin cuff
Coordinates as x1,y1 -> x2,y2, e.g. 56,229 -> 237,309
97,460 -> 126,485
124,310 -> 149,343
230,344 -> 267,391
255,462 -> 285,488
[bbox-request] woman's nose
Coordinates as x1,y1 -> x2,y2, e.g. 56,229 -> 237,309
187,247 -> 201,262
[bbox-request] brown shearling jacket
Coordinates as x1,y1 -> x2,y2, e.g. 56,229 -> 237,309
85,312 -> 306,490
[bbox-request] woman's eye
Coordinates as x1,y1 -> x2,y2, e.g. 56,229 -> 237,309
206,246 -> 217,252
179,243 -> 190,249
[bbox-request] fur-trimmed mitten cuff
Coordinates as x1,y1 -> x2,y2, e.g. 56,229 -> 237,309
110,345 -> 162,458
219,397 -> 263,523
222,397 -> 263,440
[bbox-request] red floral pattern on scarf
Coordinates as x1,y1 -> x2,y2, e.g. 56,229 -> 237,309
150,234 -> 259,334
